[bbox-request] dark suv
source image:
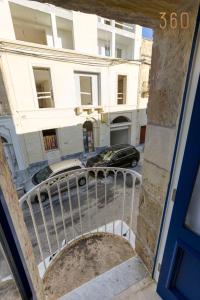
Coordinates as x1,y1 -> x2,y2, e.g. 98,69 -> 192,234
86,144 -> 140,168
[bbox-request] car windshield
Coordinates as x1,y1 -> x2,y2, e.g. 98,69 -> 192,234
33,166 -> 52,184
100,149 -> 118,161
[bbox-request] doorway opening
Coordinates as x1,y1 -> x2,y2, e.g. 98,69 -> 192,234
83,121 -> 94,153
110,116 -> 131,145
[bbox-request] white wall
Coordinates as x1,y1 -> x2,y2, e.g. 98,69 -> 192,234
134,25 -> 142,60
57,29 -> 73,49
1,52 -> 140,134
23,131 -> 44,164
107,63 -> 140,109
13,20 -> 48,45
73,11 -> 98,55
0,0 -> 15,40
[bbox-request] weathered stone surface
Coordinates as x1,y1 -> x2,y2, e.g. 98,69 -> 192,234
43,232 -> 135,299
144,125 -> 177,172
142,159 -> 170,205
139,189 -> 163,231
0,141 -> 44,299
35,0 -> 197,28
135,239 -> 154,272
137,214 -> 157,253
148,11 -> 198,127
0,279 -> 21,300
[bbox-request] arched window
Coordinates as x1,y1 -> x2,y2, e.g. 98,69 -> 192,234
111,116 -> 130,124
83,121 -> 94,153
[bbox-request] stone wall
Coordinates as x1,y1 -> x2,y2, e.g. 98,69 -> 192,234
136,5 -> 199,270
139,39 -> 152,100
0,140 -> 44,299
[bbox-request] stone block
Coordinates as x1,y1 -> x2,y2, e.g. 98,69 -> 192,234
144,125 -> 176,172
137,214 -> 157,253
135,239 -> 154,273
139,189 -> 163,231
142,160 -> 170,205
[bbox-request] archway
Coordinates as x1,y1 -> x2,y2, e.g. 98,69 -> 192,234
83,121 -> 94,153
111,116 -> 130,124
110,116 -> 131,146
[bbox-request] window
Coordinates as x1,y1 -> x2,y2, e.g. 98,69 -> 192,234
42,129 -> 58,151
116,151 -> 126,159
117,75 -> 127,104
105,45 -> 111,57
75,73 -> 99,106
33,68 -> 54,108
33,166 -> 52,184
104,19 -> 111,25
116,48 -> 122,58
80,76 -> 92,105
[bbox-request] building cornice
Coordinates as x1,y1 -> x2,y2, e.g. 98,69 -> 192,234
0,40 -> 141,67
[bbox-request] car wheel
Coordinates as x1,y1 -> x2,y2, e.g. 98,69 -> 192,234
78,177 -> 86,186
34,192 -> 48,203
131,160 -> 138,168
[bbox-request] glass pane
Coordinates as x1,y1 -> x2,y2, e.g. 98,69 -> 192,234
185,166 -> 200,235
0,243 -> 21,300
80,76 -> 92,105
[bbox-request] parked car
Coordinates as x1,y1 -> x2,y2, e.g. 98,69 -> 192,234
24,159 -> 86,202
86,144 -> 140,168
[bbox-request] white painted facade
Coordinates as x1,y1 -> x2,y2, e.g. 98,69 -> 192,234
0,0 -> 149,187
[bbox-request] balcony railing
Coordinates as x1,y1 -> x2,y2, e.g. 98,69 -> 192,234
98,17 -> 134,33
115,22 -> 135,32
19,167 -> 141,277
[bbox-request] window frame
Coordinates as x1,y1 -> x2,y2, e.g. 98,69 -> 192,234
32,65 -> 55,109
117,74 -> 127,105
42,129 -> 59,152
74,72 -> 100,106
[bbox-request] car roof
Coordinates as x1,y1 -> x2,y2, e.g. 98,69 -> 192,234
103,144 -> 135,152
49,159 -> 83,173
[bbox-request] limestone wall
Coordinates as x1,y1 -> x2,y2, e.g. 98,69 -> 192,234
0,140 -> 44,299
136,6 -> 199,270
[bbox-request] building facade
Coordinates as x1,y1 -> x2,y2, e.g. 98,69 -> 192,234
0,0 -> 151,188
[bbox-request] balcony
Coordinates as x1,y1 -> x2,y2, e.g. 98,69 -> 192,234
98,17 -> 135,33
17,167 -> 151,299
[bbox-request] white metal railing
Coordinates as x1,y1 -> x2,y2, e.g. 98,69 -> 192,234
98,17 -> 134,32
19,167 -> 141,276
115,22 -> 134,32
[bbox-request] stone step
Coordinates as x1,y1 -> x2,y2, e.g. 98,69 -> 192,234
59,256 -> 150,300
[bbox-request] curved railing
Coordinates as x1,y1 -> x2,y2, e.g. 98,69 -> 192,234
19,167 -> 142,277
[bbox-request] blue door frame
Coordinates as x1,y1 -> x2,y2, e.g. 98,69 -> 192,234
0,188 -> 35,299
157,10 -> 200,298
